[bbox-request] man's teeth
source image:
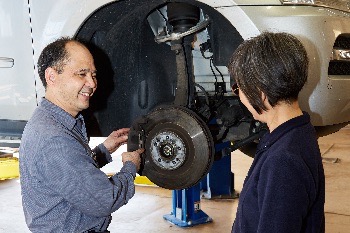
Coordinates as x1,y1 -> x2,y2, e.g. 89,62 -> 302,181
79,92 -> 92,97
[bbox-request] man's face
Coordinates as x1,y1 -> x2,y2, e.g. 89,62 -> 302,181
48,42 -> 97,117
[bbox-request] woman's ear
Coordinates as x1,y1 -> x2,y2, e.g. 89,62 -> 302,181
261,91 -> 272,110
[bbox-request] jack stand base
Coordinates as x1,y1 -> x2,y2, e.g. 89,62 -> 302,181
164,185 -> 213,228
163,210 -> 212,227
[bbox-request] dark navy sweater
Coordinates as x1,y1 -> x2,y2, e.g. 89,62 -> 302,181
232,112 -> 325,233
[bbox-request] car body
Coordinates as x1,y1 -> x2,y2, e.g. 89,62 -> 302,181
1,0 -> 350,187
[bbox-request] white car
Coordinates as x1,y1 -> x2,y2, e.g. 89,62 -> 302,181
1,0 -> 349,189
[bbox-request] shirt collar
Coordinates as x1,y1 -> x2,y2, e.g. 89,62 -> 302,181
256,111 -> 311,152
40,97 -> 83,131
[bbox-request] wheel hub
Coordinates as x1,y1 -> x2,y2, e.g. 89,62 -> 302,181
150,131 -> 186,170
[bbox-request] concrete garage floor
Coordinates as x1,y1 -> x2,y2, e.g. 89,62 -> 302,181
0,124 -> 349,233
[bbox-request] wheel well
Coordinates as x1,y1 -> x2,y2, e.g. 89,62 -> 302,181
75,0 -> 243,137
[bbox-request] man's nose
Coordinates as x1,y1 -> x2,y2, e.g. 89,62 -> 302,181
85,73 -> 97,88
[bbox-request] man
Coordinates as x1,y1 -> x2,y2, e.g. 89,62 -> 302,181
19,37 -> 143,232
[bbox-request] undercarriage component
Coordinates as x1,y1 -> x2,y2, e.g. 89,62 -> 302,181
155,2 -> 210,108
230,126 -> 267,152
155,3 -> 210,43
155,15 -> 210,43
127,105 -> 214,190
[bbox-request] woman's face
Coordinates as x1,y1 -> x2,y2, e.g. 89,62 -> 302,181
238,89 -> 265,123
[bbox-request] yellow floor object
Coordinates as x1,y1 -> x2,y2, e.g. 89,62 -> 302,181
0,157 -> 19,180
134,175 -> 155,186
105,172 -> 155,186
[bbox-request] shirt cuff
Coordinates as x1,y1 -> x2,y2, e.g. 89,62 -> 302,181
94,143 -> 112,163
120,161 -> 137,178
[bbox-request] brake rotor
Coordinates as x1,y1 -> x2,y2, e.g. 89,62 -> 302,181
127,105 -> 214,190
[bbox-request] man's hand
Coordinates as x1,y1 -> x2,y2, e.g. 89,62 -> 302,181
103,128 -> 130,154
121,148 -> 144,171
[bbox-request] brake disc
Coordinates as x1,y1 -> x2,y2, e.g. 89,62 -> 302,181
127,105 -> 214,190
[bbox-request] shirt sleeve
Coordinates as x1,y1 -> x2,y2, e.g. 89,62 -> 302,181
37,135 -> 136,217
92,143 -> 112,168
256,152 -> 311,233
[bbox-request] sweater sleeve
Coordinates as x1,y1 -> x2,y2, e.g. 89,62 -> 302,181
257,152 -> 311,233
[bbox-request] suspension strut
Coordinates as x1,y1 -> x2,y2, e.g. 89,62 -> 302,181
167,3 -> 200,108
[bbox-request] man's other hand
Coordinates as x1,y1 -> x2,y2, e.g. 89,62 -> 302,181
103,128 -> 130,154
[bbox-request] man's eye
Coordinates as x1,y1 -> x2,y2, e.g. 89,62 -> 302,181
77,73 -> 87,77
75,71 -> 97,79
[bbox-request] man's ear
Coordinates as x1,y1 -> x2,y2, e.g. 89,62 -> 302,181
45,67 -> 56,85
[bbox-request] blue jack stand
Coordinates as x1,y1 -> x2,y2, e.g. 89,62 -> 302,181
201,153 -> 237,199
163,183 -> 212,227
163,143 -> 236,227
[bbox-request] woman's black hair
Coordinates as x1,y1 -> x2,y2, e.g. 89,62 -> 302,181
228,32 -> 309,114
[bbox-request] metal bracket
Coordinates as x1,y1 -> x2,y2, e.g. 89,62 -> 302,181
155,15 -> 210,43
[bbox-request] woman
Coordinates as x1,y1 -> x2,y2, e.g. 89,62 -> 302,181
228,32 -> 325,233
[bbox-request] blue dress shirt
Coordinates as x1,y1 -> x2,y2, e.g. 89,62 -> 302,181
19,98 -> 137,232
